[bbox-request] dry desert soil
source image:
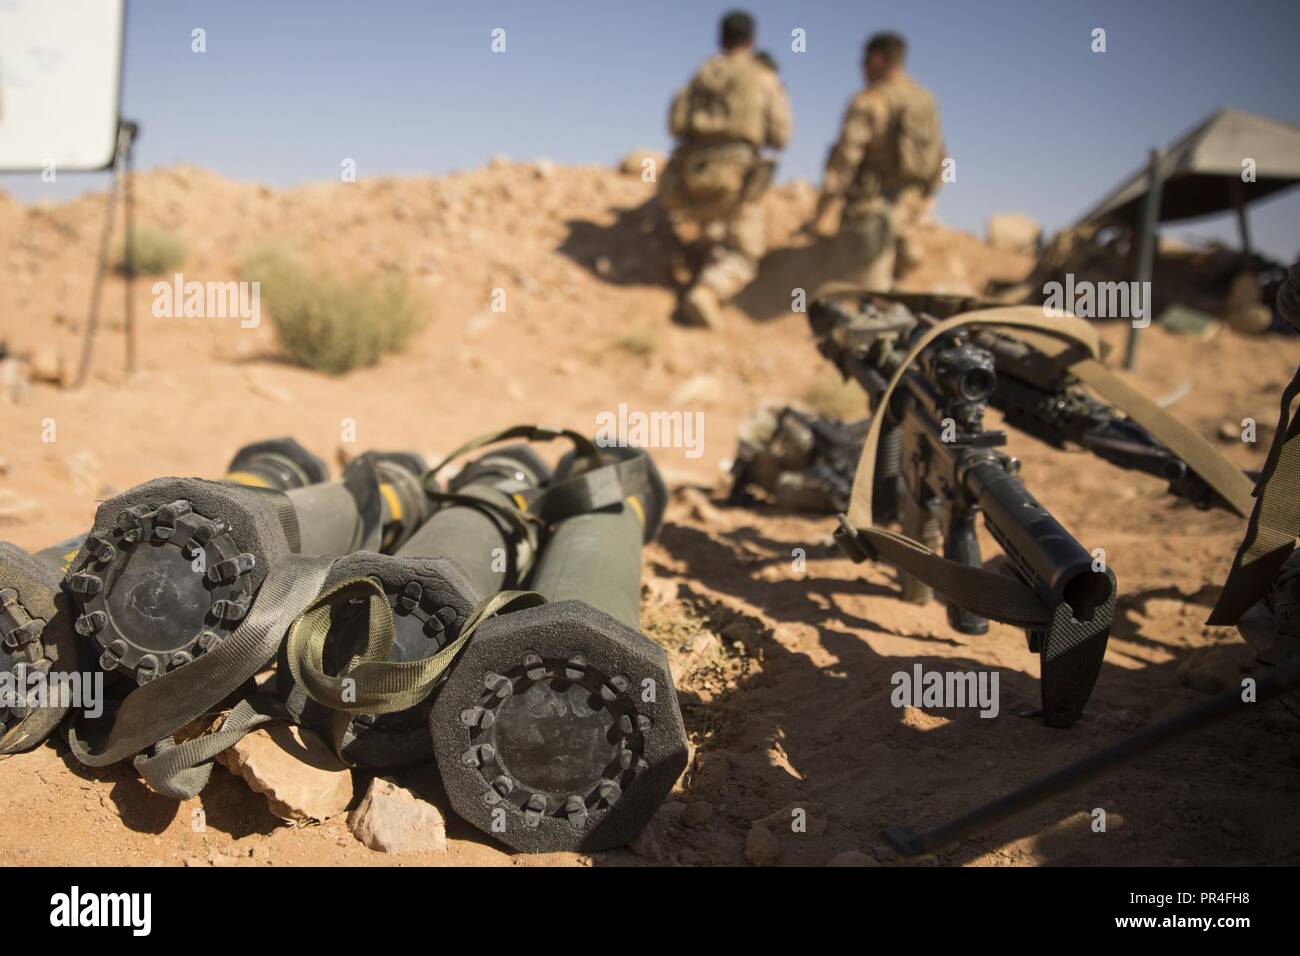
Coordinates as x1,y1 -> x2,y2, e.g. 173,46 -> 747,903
1,160 -> 1297,866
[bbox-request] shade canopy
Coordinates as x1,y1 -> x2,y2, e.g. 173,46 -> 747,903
1078,108 -> 1300,228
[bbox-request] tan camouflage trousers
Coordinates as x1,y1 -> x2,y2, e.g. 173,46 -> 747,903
836,187 -> 928,291
673,200 -> 766,302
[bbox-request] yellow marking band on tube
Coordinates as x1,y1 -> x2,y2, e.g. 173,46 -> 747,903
224,471 -> 272,488
379,482 -> 403,523
512,494 -> 529,513
625,494 -> 646,529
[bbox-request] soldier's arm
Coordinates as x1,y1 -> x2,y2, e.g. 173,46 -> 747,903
765,78 -> 793,150
813,93 -> 873,221
668,85 -> 690,138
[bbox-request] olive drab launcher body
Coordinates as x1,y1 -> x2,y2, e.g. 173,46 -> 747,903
810,289 -> 1253,727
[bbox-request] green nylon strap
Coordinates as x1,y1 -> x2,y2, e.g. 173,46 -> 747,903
423,484 -> 543,541
134,694 -> 288,799
286,579 -> 545,716
1207,364 -> 1300,625
524,452 -> 653,527
838,519 -> 1052,627
423,423 -> 651,535
66,553 -> 334,770
425,424 -> 605,492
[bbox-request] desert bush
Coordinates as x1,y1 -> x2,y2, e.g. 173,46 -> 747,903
240,246 -> 425,375
614,327 -> 659,358
116,227 -> 186,276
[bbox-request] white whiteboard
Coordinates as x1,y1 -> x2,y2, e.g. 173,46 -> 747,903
0,0 -> 125,171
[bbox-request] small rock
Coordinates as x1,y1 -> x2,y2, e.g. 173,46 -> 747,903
0,358 -> 30,404
827,850 -> 876,867
348,777 -> 448,854
745,822 -> 780,866
1217,420 -> 1244,443
671,373 -> 723,405
628,824 -> 664,861
217,724 -> 353,822
61,450 -> 102,499
693,750 -> 732,795
1176,645 -> 1248,695
28,347 -> 67,386
244,374 -> 294,404
682,800 -> 715,828
654,801 -> 688,829
676,486 -> 720,524
618,149 -> 667,178
642,576 -> 678,607
759,801 -> 828,837
985,212 -> 1041,254
533,158 -> 556,180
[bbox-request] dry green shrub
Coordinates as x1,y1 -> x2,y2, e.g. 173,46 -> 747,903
240,245 -> 425,375
116,227 -> 186,276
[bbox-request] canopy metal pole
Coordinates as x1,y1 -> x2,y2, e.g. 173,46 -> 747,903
1123,147 -> 1165,371
1230,175 -> 1253,265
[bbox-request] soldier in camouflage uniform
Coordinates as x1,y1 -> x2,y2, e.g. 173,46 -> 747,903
808,32 -> 944,291
659,11 -> 793,328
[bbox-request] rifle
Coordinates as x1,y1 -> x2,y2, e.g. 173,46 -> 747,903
808,290 -> 1248,727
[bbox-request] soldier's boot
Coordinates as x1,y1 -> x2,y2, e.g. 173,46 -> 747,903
669,243 -> 695,289
681,284 -> 723,328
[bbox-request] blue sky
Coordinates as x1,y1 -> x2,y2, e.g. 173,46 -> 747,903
3,0 -> 1298,259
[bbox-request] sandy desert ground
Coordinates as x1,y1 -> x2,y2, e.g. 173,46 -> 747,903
0,160 -> 1297,866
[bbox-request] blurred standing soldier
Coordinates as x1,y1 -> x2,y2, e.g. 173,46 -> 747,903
808,32 -> 944,290
659,11 -> 792,327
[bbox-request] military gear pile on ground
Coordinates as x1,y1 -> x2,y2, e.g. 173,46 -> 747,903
0,428 -> 687,854
728,404 -> 867,514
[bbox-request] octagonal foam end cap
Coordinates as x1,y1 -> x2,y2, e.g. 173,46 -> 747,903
304,551 -> 484,770
0,542 -> 83,755
430,599 -> 688,853
65,477 -> 294,685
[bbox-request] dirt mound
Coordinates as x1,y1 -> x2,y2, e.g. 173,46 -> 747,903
0,162 -> 1297,867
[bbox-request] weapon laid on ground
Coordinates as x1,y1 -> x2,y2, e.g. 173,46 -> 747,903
0,438 -> 332,756
430,437 -> 687,853
270,427 -> 685,852
863,271 -> 1300,856
65,448 -> 427,686
280,443 -> 554,769
809,289 -> 1254,726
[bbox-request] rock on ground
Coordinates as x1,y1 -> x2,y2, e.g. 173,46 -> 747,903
985,212 -> 1041,255
348,777 -> 448,854
619,148 -> 666,178
216,723 -> 353,822
745,822 -> 781,866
